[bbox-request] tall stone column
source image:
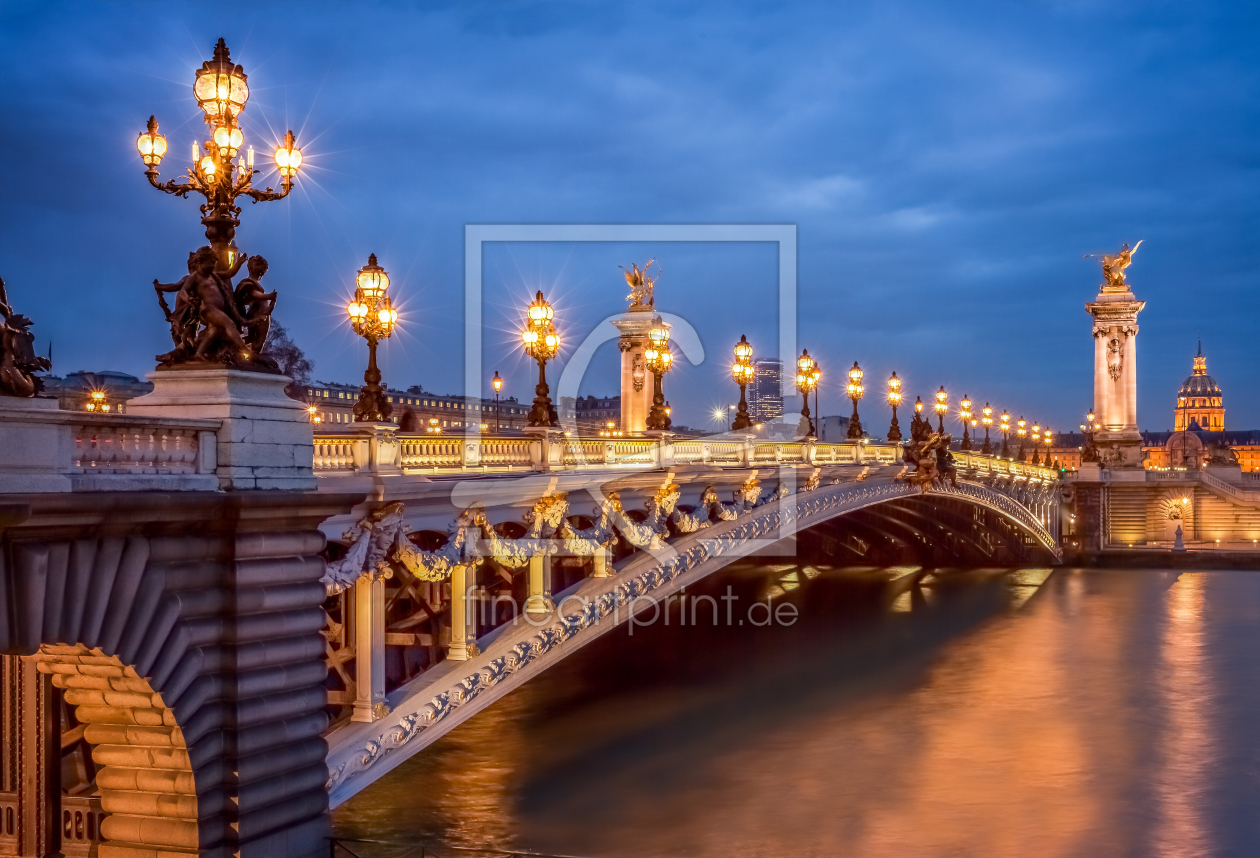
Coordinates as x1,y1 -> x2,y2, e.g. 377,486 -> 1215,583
1086,284 -> 1145,467
611,309 -> 656,434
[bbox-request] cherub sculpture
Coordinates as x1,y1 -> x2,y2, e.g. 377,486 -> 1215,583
234,255 -> 276,354
900,431 -> 957,492
622,259 -> 657,309
152,245 -> 279,369
0,276 -> 52,397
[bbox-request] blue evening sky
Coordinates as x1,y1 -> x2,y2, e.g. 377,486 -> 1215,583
1,1 -> 1256,431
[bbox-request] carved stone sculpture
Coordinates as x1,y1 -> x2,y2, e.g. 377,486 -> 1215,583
154,246 -> 280,371
0,276 -> 52,397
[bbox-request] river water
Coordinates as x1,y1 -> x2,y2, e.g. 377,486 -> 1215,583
333,564 -> 1260,857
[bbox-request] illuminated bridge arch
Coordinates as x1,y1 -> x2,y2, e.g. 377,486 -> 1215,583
327,477 -> 1058,805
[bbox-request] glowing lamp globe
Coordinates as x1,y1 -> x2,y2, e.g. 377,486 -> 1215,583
356,254 -> 390,300
274,130 -> 303,179
214,118 -> 244,159
136,116 -> 168,167
193,39 -> 249,125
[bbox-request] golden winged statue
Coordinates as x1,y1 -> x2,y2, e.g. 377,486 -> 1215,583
622,259 -> 657,309
1086,240 -> 1143,291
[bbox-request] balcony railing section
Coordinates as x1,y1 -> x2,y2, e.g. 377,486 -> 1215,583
311,426 -> 1061,482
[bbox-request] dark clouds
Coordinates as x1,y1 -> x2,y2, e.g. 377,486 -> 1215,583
0,1 -> 1256,430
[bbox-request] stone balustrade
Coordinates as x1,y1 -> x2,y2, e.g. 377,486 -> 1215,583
0,398 -> 220,492
312,423 -> 1062,481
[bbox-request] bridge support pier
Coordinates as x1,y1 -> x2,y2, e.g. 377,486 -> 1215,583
351,576 -> 388,723
525,554 -> 554,614
446,565 -> 477,661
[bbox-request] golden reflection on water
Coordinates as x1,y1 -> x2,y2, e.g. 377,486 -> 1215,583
1154,573 -> 1214,857
335,567 -> 1235,857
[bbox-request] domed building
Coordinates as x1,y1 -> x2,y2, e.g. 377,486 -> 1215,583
1173,342 -> 1224,432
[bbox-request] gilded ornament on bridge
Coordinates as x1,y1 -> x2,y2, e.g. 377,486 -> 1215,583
622,259 -> 657,309
0,276 -> 52,397
1086,240 -> 1142,292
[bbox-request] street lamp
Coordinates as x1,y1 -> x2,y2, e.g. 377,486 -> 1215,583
847,362 -> 864,439
934,386 -> 948,434
521,291 -> 561,427
85,390 -> 111,413
731,334 -> 754,431
346,254 -> 398,422
914,396 -> 925,440
981,403 -> 993,454
492,371 -> 503,434
1044,428 -> 1055,468
306,405 -> 321,424
1016,417 -> 1028,462
960,394 -> 973,451
1031,423 -> 1042,465
795,349 -> 817,438
812,361 -> 823,437
644,318 -> 673,431
1000,410 -> 1011,458
887,371 -> 903,442
136,39 -> 302,274
1081,409 -> 1101,464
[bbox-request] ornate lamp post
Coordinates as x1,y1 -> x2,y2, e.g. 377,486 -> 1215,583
492,371 -> 503,433
731,335 -> 754,430
1016,417 -> 1028,461
521,291 -> 561,427
1000,411 -> 1011,458
795,349 -> 817,438
1031,423 -> 1042,465
1043,428 -> 1055,468
960,394 -> 973,450
812,362 -> 822,434
887,372 -> 903,442
934,386 -> 948,434
136,39 -> 302,275
644,318 -> 673,431
846,362 -> 865,439
981,403 -> 993,454
1081,409 -> 1100,463
346,255 -> 398,422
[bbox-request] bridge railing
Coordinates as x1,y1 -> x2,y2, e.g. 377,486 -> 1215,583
0,405 -> 221,491
311,424 -> 1061,481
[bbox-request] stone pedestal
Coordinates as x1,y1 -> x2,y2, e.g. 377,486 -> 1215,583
127,368 -> 315,490
611,309 -> 657,434
523,426 -> 566,472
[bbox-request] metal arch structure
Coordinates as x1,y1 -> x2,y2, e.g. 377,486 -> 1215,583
325,476 -> 1059,805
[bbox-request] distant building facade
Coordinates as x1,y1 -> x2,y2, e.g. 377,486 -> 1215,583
302,382 -> 526,433
572,394 -> 620,433
749,359 -> 783,422
42,370 -> 153,413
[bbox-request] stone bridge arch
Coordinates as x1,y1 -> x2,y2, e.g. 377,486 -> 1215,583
326,477 -> 1059,804
1,492 -> 357,858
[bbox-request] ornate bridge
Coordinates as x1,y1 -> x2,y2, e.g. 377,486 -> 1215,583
0,392 -> 1059,857
309,427 -> 1061,806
